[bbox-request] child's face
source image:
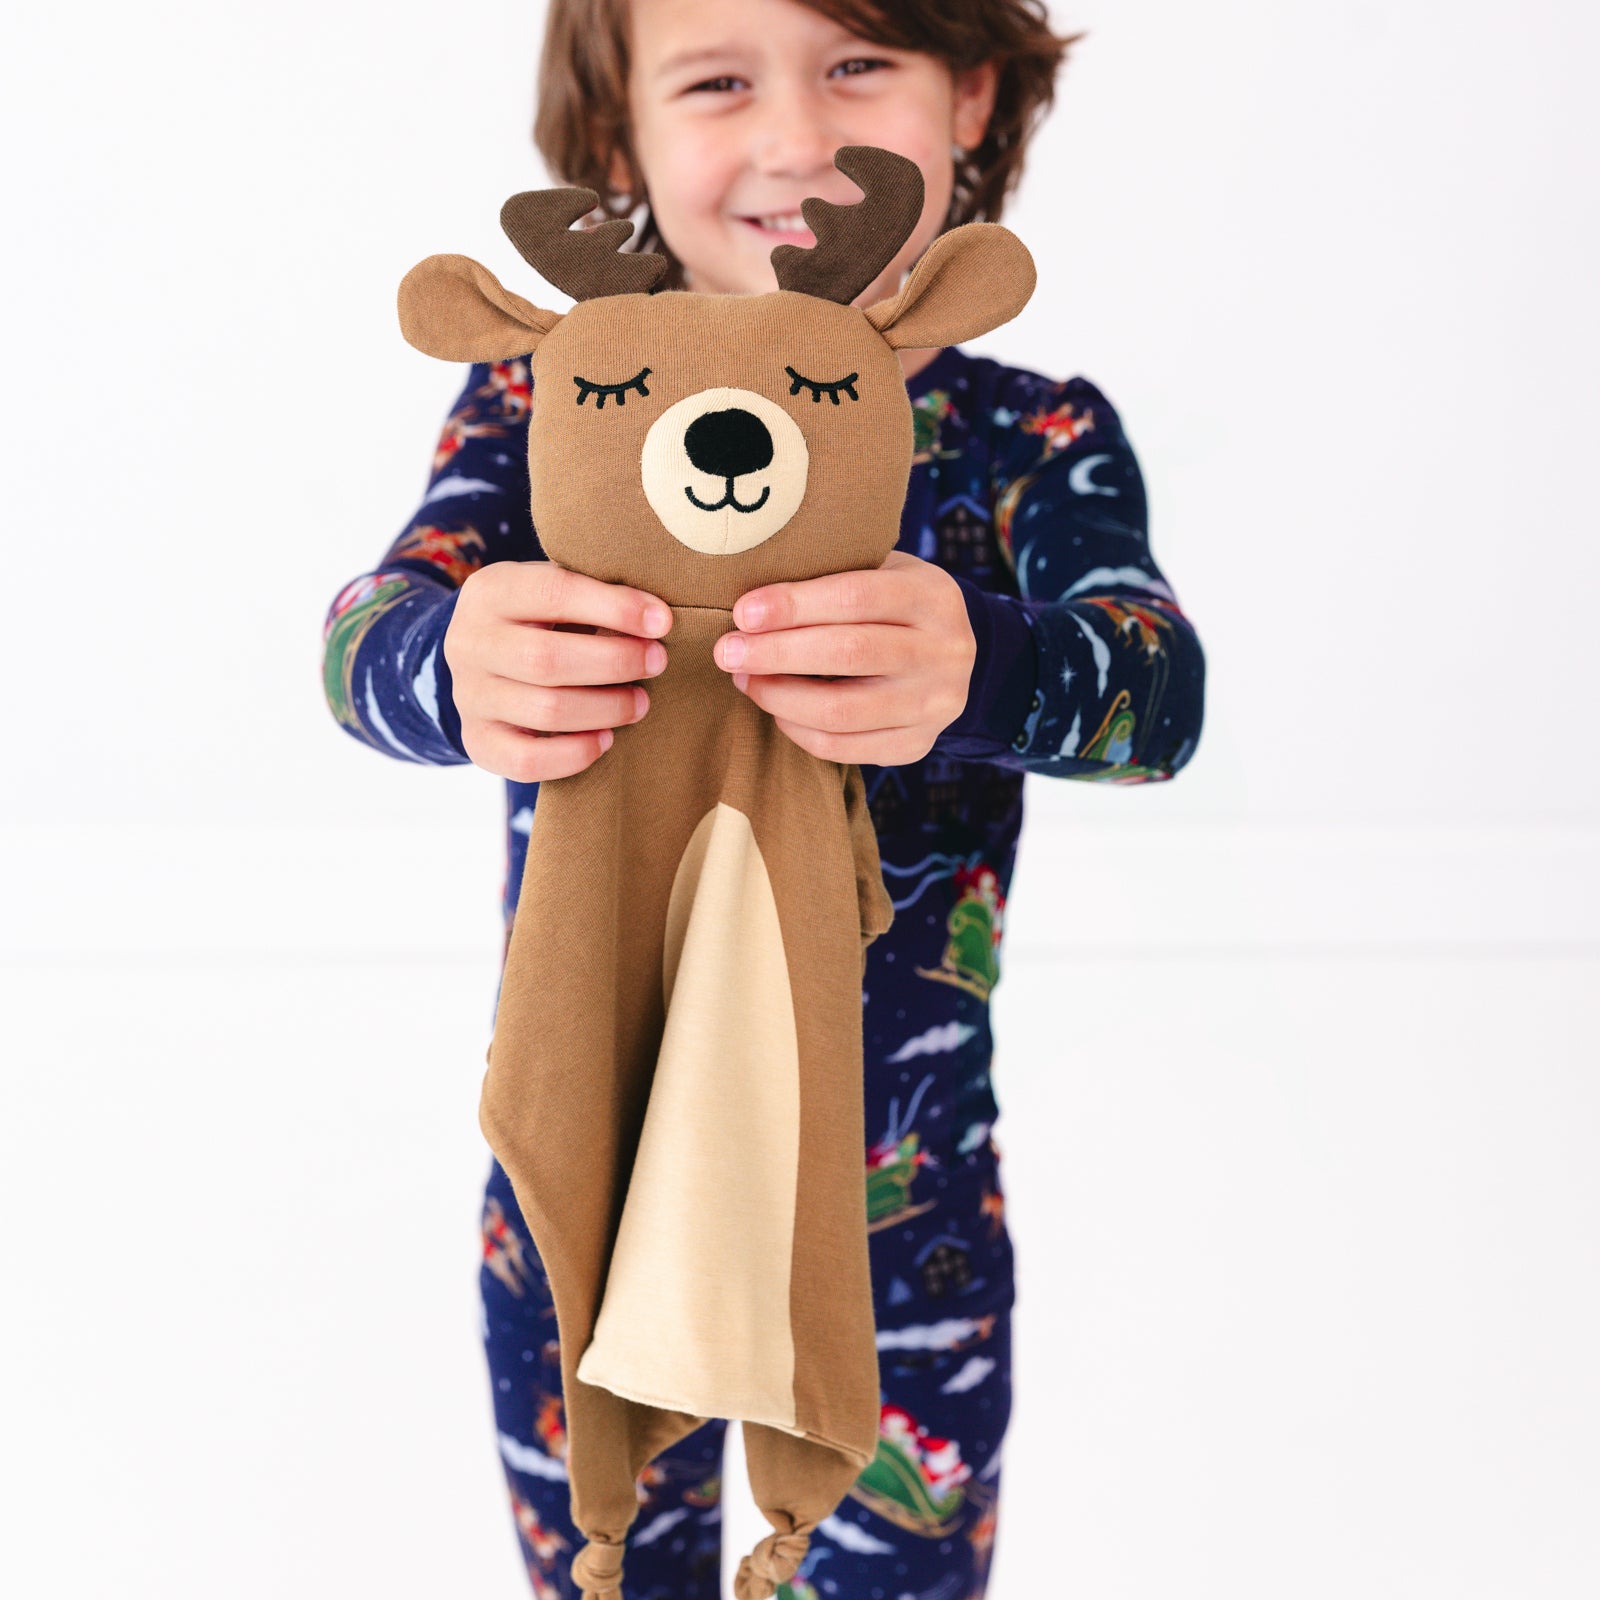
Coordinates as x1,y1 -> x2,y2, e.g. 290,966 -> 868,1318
622,0 -> 997,305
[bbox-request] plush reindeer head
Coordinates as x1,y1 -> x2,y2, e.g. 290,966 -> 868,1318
398,146 -> 1035,610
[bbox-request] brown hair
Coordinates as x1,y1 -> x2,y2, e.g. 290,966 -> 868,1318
533,0 -> 1083,290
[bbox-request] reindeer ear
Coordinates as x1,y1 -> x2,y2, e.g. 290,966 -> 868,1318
397,253 -> 565,362
864,223 -> 1035,351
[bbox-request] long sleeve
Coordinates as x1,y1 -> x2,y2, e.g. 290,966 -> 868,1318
928,571 -> 1042,760
320,358 -> 540,766
936,372 -> 1206,780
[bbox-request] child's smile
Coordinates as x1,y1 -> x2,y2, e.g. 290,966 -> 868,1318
734,211 -> 818,248
624,0 -> 997,304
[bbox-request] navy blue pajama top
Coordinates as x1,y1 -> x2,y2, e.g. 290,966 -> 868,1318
322,343 -> 1205,1200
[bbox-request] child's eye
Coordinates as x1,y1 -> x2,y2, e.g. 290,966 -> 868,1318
785,366 -> 860,405
830,57 -> 892,78
573,367 -> 652,410
686,74 -> 748,94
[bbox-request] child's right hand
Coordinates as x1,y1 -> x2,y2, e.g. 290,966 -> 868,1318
443,561 -> 672,781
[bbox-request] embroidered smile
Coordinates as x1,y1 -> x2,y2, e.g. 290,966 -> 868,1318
684,480 -> 772,514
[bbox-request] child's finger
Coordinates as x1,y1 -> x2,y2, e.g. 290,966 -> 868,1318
492,560 -> 672,640
489,621 -> 668,689
735,562 -> 912,633
467,721 -> 620,783
769,713 -> 929,768
482,676 -> 651,734
737,671 -> 912,734
714,621 -> 910,679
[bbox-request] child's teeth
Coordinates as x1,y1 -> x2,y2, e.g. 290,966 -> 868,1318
759,214 -> 807,231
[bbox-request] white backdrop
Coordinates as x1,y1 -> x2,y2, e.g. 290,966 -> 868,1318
3,1 -> 1596,1595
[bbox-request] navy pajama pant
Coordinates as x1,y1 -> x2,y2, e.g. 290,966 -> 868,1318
477,1043 -> 1017,1600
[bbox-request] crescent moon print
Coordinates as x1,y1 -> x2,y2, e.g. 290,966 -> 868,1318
1067,453 -> 1119,496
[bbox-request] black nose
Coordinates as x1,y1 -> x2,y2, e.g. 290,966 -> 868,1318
684,408 -> 773,480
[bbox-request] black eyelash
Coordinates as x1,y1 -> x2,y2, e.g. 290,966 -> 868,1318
785,366 -> 860,405
573,366 -> 652,409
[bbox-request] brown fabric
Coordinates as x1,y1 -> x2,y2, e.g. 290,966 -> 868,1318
734,1522 -> 816,1599
482,606 -> 891,1588
500,187 -> 668,301
866,222 -> 1037,350
396,151 -> 1034,1599
568,1537 -> 626,1599
770,144 -> 926,304
522,292 -> 917,605
397,254 -> 563,364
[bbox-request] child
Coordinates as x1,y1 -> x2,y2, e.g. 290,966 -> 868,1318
321,1 -> 1206,1594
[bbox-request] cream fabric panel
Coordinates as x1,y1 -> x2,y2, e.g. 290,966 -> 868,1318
577,802 -> 802,1430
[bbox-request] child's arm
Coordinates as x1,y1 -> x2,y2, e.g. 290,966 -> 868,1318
320,361 -> 537,765
932,374 -> 1206,782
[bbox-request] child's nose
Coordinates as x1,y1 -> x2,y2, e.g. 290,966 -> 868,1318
684,408 -> 774,480
748,79 -> 843,178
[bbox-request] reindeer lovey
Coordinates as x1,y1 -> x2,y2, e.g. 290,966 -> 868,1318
397,146 -> 1034,1600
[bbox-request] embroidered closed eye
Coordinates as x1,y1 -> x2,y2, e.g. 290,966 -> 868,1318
784,365 -> 859,405
573,366 -> 652,409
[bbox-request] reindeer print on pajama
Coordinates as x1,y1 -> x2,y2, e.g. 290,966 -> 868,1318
324,249 -> 1206,1600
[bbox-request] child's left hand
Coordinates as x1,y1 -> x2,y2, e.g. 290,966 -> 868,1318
713,551 -> 976,766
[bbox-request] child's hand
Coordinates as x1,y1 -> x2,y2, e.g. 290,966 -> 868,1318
713,551 -> 976,767
444,561 -> 672,781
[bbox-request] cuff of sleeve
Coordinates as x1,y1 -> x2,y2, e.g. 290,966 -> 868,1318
934,574 -> 1042,760
407,586 -> 470,762
428,592 -> 470,758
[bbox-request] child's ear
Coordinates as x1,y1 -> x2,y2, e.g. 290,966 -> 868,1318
397,253 -> 565,362
864,223 -> 1035,350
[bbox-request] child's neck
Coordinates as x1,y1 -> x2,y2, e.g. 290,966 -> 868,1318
897,346 -> 942,385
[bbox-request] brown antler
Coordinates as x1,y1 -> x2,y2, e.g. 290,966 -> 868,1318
500,188 -> 668,301
770,146 -> 925,305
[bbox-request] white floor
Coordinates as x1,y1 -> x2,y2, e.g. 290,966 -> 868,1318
3,825 -> 1597,1597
